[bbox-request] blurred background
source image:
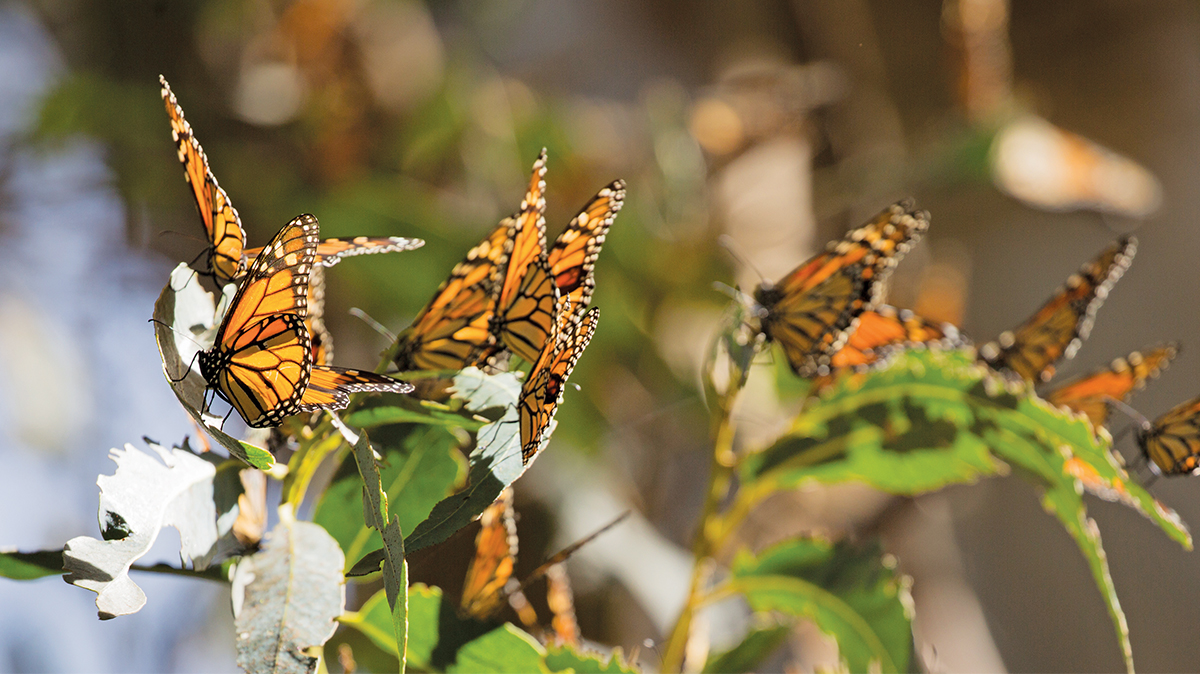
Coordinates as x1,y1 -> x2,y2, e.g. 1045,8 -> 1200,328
0,0 -> 1197,671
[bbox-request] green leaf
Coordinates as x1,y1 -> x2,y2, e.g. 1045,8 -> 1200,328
1041,481 -> 1133,673
344,425 -> 411,672
404,368 -> 525,554
0,549 -> 63,580
232,520 -> 346,674
344,402 -> 487,431
701,623 -> 789,674
742,349 -> 1006,494
729,537 -> 912,673
739,349 -> 1190,673
545,644 -> 641,674
152,264 -> 274,470
313,426 -> 466,573
447,624 -> 548,674
341,584 -> 443,671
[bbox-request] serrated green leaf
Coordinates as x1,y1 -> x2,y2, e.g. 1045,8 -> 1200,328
0,549 -> 63,580
314,426 -> 466,572
447,624 -> 548,674
1041,481 -> 1133,673
701,623 -> 789,673
729,538 -> 912,673
545,644 -> 641,674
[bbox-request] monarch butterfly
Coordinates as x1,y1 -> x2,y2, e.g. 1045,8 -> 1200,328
1044,343 -> 1178,430
827,304 -> 968,371
520,299 -> 599,464
162,75 -> 245,286
196,214 -> 412,428
979,236 -> 1136,383
458,488 -> 537,625
546,179 -> 626,316
753,201 -> 930,378
1137,395 -> 1200,476
162,76 -> 424,284
392,222 -> 510,372
490,150 -> 555,365
544,563 -> 580,646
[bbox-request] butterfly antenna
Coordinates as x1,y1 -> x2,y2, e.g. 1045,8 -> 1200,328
1105,396 -> 1153,432
158,229 -> 208,246
513,511 -> 631,596
349,307 -> 397,343
717,234 -> 768,284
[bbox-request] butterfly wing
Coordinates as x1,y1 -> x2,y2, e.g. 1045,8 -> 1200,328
1045,343 -> 1178,429
243,235 -> 425,270
547,179 -> 625,313
980,236 -> 1137,382
298,365 -> 413,412
828,305 -> 968,370
490,150 -> 556,364
459,488 -> 519,620
160,76 -> 246,285
545,563 -> 580,646
393,222 -> 509,372
519,303 -> 599,464
199,215 -> 319,427
1140,395 -> 1200,476
753,201 -> 930,377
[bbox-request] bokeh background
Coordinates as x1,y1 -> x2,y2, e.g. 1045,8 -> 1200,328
0,0 -> 1198,671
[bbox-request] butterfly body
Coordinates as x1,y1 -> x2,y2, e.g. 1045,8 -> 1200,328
754,201 -> 930,377
197,214 -> 412,428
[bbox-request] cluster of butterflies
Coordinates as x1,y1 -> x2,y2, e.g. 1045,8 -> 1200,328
162,75 -> 630,642
751,200 -> 1200,478
162,76 -> 622,468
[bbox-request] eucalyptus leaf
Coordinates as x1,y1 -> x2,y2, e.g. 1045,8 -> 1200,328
446,624 -> 547,674
63,440 -> 223,619
232,520 -> 346,674
0,549 -> 63,580
152,263 -> 274,469
313,426 -> 466,573
403,368 -> 525,554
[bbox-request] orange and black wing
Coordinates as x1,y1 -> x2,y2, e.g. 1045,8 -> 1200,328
198,215 -> 319,427
243,235 -> 425,270
1140,395 -> 1200,476
828,305 -> 967,371
161,75 -> 246,286
298,365 -> 413,412
1045,342 -> 1178,429
459,488 -> 519,620
519,302 -> 599,464
392,222 -> 509,372
490,150 -> 557,364
546,179 -> 625,314
980,236 -> 1136,383
753,201 -> 930,377
545,563 -> 580,646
